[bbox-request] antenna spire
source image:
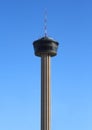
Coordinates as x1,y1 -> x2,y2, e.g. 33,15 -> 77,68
44,9 -> 47,37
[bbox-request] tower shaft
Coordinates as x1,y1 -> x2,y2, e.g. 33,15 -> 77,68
41,55 -> 51,130
33,36 -> 59,130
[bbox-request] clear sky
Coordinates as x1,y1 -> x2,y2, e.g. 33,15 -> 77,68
0,0 -> 92,130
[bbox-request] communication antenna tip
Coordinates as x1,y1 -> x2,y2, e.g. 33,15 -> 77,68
44,9 -> 47,37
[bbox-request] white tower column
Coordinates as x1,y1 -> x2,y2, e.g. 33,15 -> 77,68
41,55 -> 51,130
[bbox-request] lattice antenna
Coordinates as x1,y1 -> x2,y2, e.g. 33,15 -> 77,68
44,9 -> 47,37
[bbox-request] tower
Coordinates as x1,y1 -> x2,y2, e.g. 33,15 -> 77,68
33,36 -> 59,130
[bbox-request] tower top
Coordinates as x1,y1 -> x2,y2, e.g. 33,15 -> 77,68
33,36 -> 59,57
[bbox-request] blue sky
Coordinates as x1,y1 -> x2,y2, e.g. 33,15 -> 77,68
0,0 -> 92,130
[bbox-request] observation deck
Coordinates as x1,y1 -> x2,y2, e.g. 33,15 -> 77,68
33,37 -> 59,57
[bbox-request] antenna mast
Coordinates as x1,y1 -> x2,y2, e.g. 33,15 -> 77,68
44,9 -> 47,37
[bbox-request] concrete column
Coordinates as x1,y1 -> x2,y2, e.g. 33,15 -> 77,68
41,55 -> 51,130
